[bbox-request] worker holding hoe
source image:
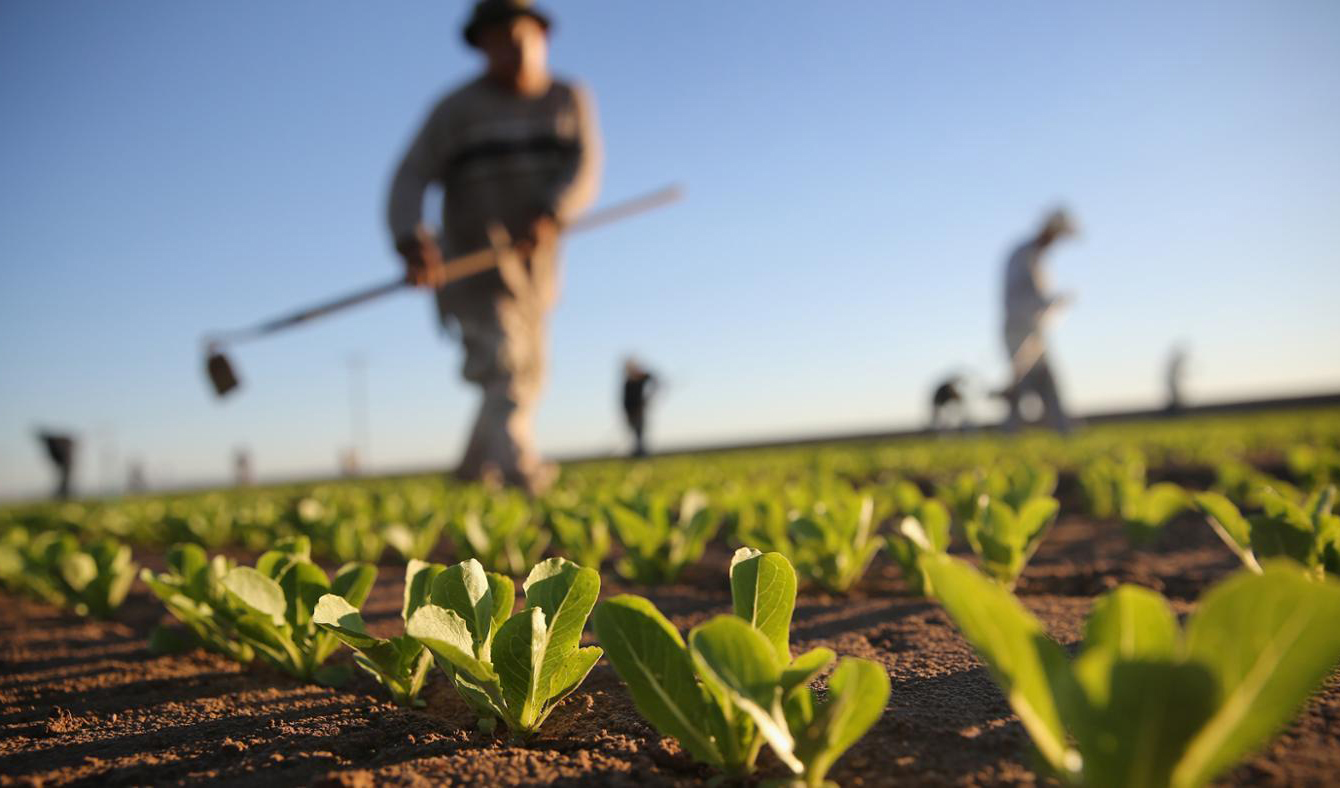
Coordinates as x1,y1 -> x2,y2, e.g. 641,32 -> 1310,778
388,0 -> 601,493
999,209 -> 1078,433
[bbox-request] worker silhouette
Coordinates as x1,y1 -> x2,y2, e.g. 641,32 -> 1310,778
622,358 -> 658,457
930,375 -> 967,431
1166,344 -> 1188,413
999,209 -> 1077,433
38,431 -> 76,500
388,0 -> 601,494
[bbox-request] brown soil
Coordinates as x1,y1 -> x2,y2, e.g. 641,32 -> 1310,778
2,514 -> 1337,787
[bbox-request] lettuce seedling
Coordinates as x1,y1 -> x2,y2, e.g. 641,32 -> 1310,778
963,495 -> 1059,589
220,536 -> 377,684
922,554 -> 1340,788
1,530 -> 137,618
408,557 -> 602,737
450,494 -> 551,576
888,499 -> 952,596
1079,455 -> 1187,542
548,507 -> 611,570
313,559 -> 443,706
594,548 -> 889,784
140,543 -> 254,661
787,492 -> 885,594
1194,485 -> 1339,579
381,511 -> 448,562
607,490 -> 718,584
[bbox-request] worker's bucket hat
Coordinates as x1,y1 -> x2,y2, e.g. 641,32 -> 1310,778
463,0 -> 552,48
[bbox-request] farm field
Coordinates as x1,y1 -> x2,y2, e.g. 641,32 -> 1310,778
2,409 -> 1339,786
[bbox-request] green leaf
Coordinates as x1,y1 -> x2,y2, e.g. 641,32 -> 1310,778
592,595 -> 723,767
1068,659 -> 1218,788
689,614 -> 800,774
223,566 -> 287,626
431,559 -> 496,646
730,548 -> 797,664
1193,492 -> 1260,572
522,558 -> 601,701
280,560 -> 329,630
332,562 -> 377,608
921,554 -> 1074,774
1082,585 -> 1180,664
779,647 -> 836,702
793,657 -> 891,787
1172,563 -> 1340,788
406,603 -> 498,683
58,552 -> 97,593
312,593 -> 382,650
403,559 -> 445,621
492,606 -> 548,730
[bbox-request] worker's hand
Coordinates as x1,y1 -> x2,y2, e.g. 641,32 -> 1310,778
1051,292 -> 1076,311
397,225 -> 448,289
514,214 -> 559,258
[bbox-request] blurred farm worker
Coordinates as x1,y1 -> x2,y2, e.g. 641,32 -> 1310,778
1166,344 -> 1188,413
37,431 -> 76,500
930,375 -> 967,431
622,358 -> 658,458
1000,209 -> 1077,433
388,0 -> 602,493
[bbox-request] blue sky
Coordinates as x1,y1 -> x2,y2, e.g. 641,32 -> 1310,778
2,1 -> 1338,498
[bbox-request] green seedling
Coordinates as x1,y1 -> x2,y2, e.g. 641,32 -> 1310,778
0,530 -> 137,618
607,490 -> 718,584
923,554 -> 1340,788
963,495 -> 1059,589
140,542 -> 253,661
1194,485 -> 1339,579
595,548 -> 889,784
548,507 -> 611,570
382,510 -> 448,562
786,492 -> 885,594
450,494 -> 551,576
408,557 -> 601,738
313,559 -> 442,706
888,499 -> 952,596
220,536 -> 377,684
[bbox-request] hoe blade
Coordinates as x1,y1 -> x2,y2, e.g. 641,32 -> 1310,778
207,350 -> 240,397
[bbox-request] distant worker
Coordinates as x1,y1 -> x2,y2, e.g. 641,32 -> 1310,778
387,0 -> 602,493
622,358 -> 658,457
1166,344 -> 1188,413
1000,209 -> 1078,432
37,431 -> 76,500
930,375 -> 967,431
234,448 -> 253,487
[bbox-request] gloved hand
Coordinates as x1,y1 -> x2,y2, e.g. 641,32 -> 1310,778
396,225 -> 449,288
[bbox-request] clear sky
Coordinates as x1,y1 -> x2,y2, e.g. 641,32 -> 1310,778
2,1 -> 1338,498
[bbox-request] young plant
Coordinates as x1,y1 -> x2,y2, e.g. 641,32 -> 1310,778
140,543 -> 254,661
381,510 -> 448,562
888,499 -> 952,596
220,536 -> 377,684
963,494 -> 1059,588
1194,485 -> 1339,579
1080,455 -> 1187,542
408,557 -> 602,738
0,530 -> 137,618
594,548 -> 889,784
449,494 -> 551,576
548,507 -> 612,570
922,554 -> 1340,788
607,490 -> 719,584
786,492 -> 885,594
313,559 -> 442,706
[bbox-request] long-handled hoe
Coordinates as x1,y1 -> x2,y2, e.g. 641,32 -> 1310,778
204,185 -> 683,397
